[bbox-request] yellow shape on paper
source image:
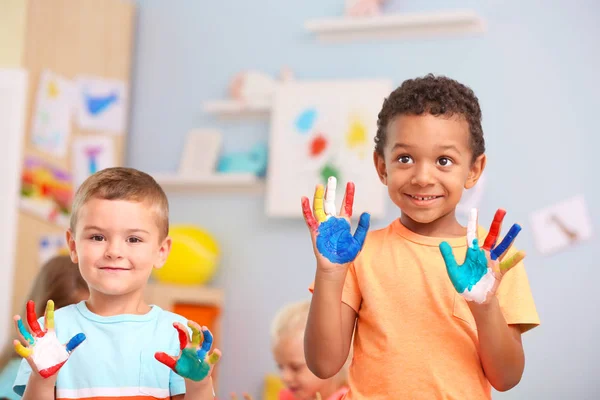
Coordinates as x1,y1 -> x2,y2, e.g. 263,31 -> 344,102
346,116 -> 367,148
47,80 -> 59,98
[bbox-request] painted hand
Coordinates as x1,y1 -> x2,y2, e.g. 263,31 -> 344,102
301,176 -> 370,265
13,300 -> 86,378
439,208 -> 526,304
155,321 -> 221,382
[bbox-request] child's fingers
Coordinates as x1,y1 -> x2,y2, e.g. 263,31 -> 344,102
243,393 -> 253,400
483,209 -> 506,251
65,333 -> 86,353
313,184 -> 327,223
26,301 -> 44,338
14,316 -> 34,346
339,182 -> 355,218
13,339 -> 32,358
173,322 -> 190,350
207,348 -> 221,366
490,224 -> 522,261
467,208 -> 478,249
187,321 -> 202,348
324,176 -> 337,217
154,351 -> 177,371
196,326 -> 213,360
352,212 -> 370,246
44,300 -> 55,331
301,197 -> 318,232
499,250 -> 526,274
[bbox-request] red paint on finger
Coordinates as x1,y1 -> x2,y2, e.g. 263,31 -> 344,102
26,301 -> 44,338
344,182 -> 355,217
302,197 -> 318,231
483,209 -> 506,251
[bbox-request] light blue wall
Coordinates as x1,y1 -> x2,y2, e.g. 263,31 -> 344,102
129,1 -> 599,398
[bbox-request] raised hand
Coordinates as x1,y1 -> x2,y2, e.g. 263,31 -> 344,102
13,300 -> 86,378
301,176 -> 370,266
439,208 -> 526,304
155,321 -> 220,382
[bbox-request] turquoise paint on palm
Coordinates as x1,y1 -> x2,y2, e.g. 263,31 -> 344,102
439,239 -> 488,293
174,347 -> 211,381
295,108 -> 317,133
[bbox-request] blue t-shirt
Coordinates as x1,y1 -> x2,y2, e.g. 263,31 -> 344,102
14,301 -> 187,399
0,358 -> 21,399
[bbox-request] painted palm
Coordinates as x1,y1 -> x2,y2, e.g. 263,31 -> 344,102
302,177 -> 370,264
439,209 -> 526,303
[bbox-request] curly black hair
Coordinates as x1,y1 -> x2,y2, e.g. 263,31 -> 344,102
375,74 -> 485,162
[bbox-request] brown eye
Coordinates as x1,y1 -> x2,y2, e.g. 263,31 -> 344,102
398,155 -> 414,164
437,157 -> 453,166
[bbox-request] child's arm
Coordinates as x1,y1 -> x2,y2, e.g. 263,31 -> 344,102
21,373 -> 56,400
155,322 -> 220,400
439,208 -> 528,391
468,298 -> 524,391
301,179 -> 369,378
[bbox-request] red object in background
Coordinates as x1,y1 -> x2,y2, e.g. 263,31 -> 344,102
309,133 -> 328,157
173,303 -> 221,334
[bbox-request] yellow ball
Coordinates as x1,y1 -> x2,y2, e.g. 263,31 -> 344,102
152,225 -> 219,285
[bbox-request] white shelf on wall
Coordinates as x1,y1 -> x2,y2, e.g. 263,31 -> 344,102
202,100 -> 270,117
305,9 -> 485,42
153,172 -> 265,193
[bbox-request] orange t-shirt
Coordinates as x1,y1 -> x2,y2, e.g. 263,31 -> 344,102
312,219 -> 540,400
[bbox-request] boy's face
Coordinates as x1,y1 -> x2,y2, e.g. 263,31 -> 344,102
273,333 -> 332,400
66,198 -> 171,299
375,113 -> 485,230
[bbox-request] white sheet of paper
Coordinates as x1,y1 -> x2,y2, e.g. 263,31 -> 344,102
31,69 -> 75,157
266,79 -> 392,219
72,135 -> 116,188
530,194 -> 593,255
39,234 -> 69,266
0,68 -> 28,352
75,75 -> 128,134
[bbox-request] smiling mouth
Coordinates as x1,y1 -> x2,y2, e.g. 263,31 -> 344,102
405,194 -> 443,201
100,267 -> 130,271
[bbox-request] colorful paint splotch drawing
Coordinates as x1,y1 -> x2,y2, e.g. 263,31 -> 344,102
266,80 -> 392,218
39,234 -> 69,266
71,135 -> 115,188
75,75 -> 128,134
20,156 -> 73,228
530,194 -> 593,255
30,70 -> 75,157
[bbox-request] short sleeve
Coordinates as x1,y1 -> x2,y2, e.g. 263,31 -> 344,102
169,369 -> 186,396
308,262 -> 362,313
12,357 -> 31,396
496,248 -> 540,333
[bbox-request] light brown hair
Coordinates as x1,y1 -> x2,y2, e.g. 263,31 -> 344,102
0,255 -> 89,371
70,167 -> 169,239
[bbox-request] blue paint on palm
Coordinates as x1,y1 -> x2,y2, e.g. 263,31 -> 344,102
316,213 -> 370,264
176,348 -> 211,381
439,239 -> 488,293
490,224 -> 522,260
65,333 -> 86,352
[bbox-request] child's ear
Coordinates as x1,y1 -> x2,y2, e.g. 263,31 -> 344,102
373,151 -> 388,185
66,229 -> 78,263
465,154 -> 486,189
154,236 -> 172,269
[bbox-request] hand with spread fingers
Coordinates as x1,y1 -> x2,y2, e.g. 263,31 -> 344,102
439,208 -> 526,304
301,176 -> 370,270
13,300 -> 86,378
155,321 -> 220,382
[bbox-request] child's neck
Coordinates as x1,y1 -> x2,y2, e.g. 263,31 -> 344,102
400,209 -> 466,238
316,380 -> 343,400
86,290 -> 151,317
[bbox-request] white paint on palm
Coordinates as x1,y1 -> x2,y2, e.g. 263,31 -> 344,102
462,268 -> 495,304
31,331 -> 69,369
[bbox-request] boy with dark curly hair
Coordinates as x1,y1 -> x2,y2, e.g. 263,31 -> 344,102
301,74 -> 540,399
